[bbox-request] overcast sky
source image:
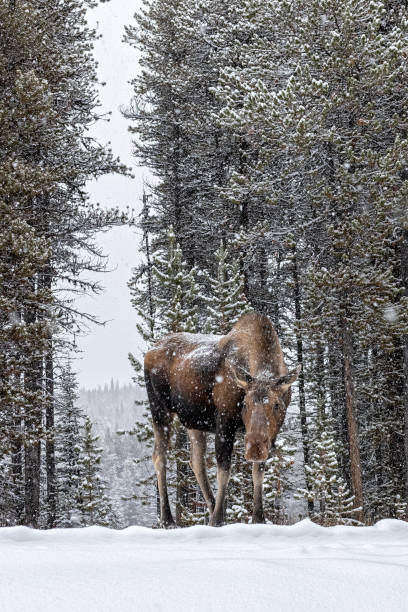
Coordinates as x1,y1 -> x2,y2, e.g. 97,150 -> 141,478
75,1 -> 146,389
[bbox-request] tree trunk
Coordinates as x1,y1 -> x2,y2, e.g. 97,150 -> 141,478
24,392 -> 42,527
315,341 -> 326,422
328,344 -> 347,481
142,193 -> 155,341
292,247 -> 313,513
11,383 -> 24,523
342,326 -> 364,522
273,249 -> 282,338
45,343 -> 56,527
401,229 -> 408,505
24,290 -> 42,528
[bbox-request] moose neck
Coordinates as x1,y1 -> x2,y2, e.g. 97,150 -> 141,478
223,312 -> 288,380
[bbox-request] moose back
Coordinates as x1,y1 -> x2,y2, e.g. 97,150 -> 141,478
144,312 -> 299,527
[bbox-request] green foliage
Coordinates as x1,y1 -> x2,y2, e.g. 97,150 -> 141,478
204,242 -> 252,335
0,0 -> 128,527
296,422 -> 361,526
126,0 -> 408,526
76,417 -> 118,527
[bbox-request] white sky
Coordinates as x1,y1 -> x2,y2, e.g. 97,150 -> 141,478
75,1 -> 146,389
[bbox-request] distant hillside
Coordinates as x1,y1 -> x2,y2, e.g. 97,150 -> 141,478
79,382 -> 156,527
79,380 -> 146,432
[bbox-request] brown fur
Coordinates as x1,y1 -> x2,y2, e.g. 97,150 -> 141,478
144,312 -> 299,526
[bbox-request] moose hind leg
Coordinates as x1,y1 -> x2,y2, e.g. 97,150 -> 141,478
252,462 -> 266,524
187,429 -> 215,518
152,422 -> 175,528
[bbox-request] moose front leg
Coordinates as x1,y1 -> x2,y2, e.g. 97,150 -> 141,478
252,462 -> 266,524
152,422 -> 175,528
210,422 -> 235,527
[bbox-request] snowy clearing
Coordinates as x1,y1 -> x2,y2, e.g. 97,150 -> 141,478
1,519 -> 408,612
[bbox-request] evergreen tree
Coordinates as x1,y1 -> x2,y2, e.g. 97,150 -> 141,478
215,0 -> 408,520
204,242 -> 251,334
152,226 -> 199,335
55,365 -> 85,528
0,201 -> 50,526
128,225 -> 202,525
263,438 -> 296,524
0,0 -> 128,526
297,422 -> 360,526
126,0 -> 408,525
77,417 -> 118,527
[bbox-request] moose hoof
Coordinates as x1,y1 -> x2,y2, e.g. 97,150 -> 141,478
158,519 -> 177,529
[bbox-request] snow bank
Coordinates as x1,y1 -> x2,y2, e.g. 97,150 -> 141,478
1,520 -> 407,612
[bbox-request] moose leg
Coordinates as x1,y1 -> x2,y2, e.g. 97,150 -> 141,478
210,422 -> 235,527
252,462 -> 266,524
152,422 -> 175,528
187,429 -> 215,518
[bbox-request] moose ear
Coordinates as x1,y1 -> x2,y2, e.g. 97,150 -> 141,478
276,364 -> 301,392
226,360 -> 252,390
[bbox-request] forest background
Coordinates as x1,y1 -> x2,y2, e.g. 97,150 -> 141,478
0,0 -> 407,529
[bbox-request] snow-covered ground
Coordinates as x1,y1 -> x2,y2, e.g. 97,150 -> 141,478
1,520 -> 408,612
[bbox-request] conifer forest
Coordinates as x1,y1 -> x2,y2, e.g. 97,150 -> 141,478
1,0 -> 408,530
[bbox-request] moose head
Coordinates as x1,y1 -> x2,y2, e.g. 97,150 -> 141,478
229,363 -> 301,462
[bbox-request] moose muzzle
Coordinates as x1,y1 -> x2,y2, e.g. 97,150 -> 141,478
244,432 -> 270,462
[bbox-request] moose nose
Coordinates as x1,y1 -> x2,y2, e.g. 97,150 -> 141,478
244,433 -> 269,462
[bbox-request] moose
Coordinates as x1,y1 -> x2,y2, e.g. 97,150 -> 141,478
144,312 -> 300,527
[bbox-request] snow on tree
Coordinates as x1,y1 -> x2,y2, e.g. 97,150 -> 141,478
263,438 -> 296,524
297,422 -> 360,526
0,0 -> 128,527
128,224 -> 203,525
204,241 -> 252,335
152,226 -> 199,335
213,0 -> 408,522
55,365 -> 85,528
76,417 -> 118,528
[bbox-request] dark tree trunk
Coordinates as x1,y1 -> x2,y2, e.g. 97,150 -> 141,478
11,387 -> 24,523
342,326 -> 364,522
238,138 -> 250,299
273,249 -> 282,338
24,281 -> 42,527
401,229 -> 408,504
328,344 -> 347,479
45,342 -> 56,527
24,376 -> 42,527
315,341 -> 326,422
172,124 -> 184,252
292,247 -> 313,512
142,193 -> 155,340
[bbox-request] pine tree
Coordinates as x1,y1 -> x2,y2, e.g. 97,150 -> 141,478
125,0 -> 408,525
128,225 -> 203,525
0,0 -> 128,527
297,422 -> 360,526
0,201 -> 50,526
77,417 -> 118,527
263,438 -> 296,524
215,0 -> 408,520
204,241 -> 251,334
152,226 -> 199,335
54,365 -> 85,528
